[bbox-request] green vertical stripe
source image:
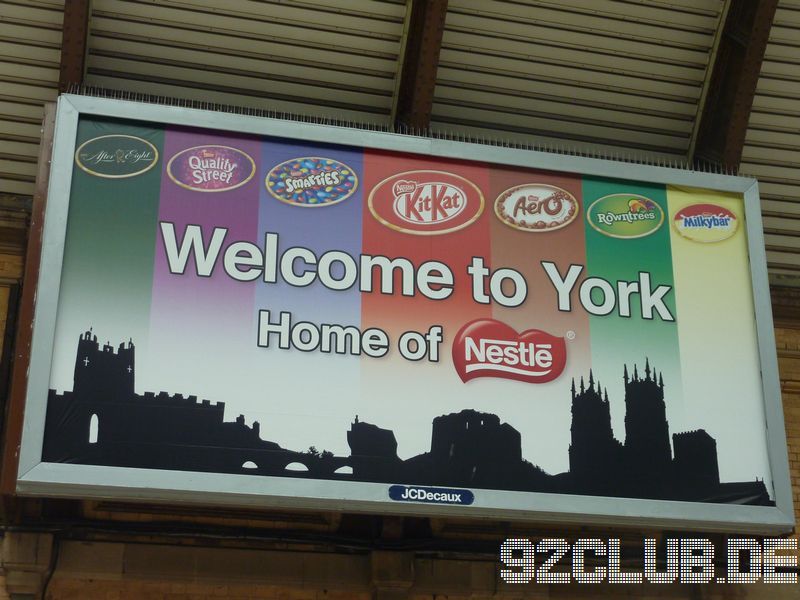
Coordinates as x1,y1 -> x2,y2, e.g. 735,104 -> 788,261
582,177 -> 683,433
57,118 -> 164,344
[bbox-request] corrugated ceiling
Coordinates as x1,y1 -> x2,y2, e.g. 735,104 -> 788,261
2,0 -> 800,282
742,0 -> 800,281
431,0 -> 726,159
86,0 -> 407,123
0,0 -> 62,197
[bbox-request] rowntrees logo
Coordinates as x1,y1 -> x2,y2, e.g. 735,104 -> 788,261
673,203 -> 739,243
452,319 -> 567,384
266,157 -> 358,207
586,194 -> 664,239
74,135 -> 158,178
494,184 -> 579,232
167,145 -> 256,192
368,170 -> 484,235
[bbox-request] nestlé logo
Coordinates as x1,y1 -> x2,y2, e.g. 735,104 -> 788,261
167,145 -> 255,192
368,170 -> 484,235
495,183 -> 579,231
74,134 -> 158,178
452,319 -> 567,384
673,203 -> 738,243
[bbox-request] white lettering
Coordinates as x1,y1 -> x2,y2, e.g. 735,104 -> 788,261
160,222 -> 227,277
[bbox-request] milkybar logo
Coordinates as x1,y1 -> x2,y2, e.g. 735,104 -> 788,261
452,319 -> 567,384
673,203 -> 738,243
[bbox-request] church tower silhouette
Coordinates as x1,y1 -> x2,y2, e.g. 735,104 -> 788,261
568,371 -> 623,495
623,359 -> 673,496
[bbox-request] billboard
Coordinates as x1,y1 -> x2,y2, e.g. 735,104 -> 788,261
15,95 -> 793,533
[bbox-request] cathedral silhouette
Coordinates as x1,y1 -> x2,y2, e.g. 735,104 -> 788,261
42,330 -> 773,505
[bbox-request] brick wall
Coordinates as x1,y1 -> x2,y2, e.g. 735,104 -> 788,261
1,250 -> 797,598
0,253 -> 22,363
776,325 -> 800,525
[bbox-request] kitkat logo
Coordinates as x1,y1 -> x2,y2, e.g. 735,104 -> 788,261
368,170 -> 484,235
453,319 -> 567,384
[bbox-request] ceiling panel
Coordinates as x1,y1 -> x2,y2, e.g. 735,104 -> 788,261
430,0 -> 726,157
741,0 -> 800,282
85,0 -> 406,123
0,0 -> 62,198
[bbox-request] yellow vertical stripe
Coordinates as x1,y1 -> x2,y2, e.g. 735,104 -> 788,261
667,185 -> 772,488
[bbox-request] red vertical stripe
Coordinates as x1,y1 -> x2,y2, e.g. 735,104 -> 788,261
488,167 -> 591,378
361,150 -> 492,350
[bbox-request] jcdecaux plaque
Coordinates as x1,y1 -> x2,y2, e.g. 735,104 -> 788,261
16,96 -> 793,533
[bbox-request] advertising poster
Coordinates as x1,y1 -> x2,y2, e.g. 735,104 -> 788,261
19,97 -> 791,532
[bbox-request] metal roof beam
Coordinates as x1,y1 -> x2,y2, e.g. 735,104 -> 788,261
393,0 -> 448,130
59,0 -> 92,92
692,0 -> 778,169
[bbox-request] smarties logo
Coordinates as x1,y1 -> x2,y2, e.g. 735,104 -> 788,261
266,157 -> 358,207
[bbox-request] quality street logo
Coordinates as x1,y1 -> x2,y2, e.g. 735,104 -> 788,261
452,319 -> 567,384
167,145 -> 256,192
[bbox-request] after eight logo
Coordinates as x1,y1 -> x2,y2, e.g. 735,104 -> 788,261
74,134 -> 158,178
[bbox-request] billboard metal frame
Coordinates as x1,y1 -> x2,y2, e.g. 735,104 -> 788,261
13,94 -> 794,534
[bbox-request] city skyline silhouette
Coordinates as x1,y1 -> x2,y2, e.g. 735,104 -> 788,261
42,329 -> 773,505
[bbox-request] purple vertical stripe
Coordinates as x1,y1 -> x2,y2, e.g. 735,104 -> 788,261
257,140 -> 363,326
150,128 -> 262,339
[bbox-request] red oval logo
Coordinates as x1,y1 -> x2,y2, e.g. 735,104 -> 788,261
452,319 -> 567,384
368,170 -> 484,235
673,203 -> 738,243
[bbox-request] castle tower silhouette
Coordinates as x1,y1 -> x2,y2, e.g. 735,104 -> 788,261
74,329 -> 135,400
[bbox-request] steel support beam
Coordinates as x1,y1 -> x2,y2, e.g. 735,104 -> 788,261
59,0 -> 91,92
0,104 -> 55,495
693,0 -> 778,169
393,0 -> 448,130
